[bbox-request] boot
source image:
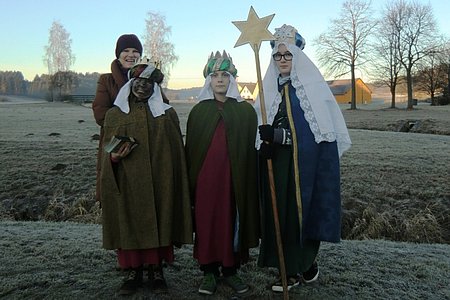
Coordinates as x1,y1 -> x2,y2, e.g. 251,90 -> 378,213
149,264 -> 167,290
119,266 -> 143,295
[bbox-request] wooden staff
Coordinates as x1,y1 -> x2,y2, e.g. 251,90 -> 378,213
254,44 -> 289,300
232,7 -> 289,299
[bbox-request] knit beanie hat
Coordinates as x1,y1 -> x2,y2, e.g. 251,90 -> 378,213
115,34 -> 143,58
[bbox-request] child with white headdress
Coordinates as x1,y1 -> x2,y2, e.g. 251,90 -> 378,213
185,51 -> 260,296
255,24 -> 351,292
100,58 -> 193,295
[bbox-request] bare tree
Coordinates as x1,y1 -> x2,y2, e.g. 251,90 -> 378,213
142,12 -> 178,87
315,0 -> 375,109
388,0 -> 439,109
372,3 -> 404,108
49,71 -> 79,101
0,71 -> 26,95
414,42 -> 448,105
443,40 -> 450,100
43,21 -> 75,75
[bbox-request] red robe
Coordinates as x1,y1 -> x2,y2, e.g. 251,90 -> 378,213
193,119 -> 237,266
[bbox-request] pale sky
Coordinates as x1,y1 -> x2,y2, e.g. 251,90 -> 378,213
1,0 -> 449,89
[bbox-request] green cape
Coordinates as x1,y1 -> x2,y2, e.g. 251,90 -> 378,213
185,99 -> 260,249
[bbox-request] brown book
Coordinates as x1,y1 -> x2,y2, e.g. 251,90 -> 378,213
104,135 -> 138,153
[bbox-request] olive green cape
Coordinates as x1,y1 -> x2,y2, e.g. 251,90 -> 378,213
185,99 -> 260,250
100,101 -> 193,250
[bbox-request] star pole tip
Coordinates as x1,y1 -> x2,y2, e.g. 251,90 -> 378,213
232,6 -> 275,52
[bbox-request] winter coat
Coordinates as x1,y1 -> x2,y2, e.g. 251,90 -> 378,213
92,60 -> 128,201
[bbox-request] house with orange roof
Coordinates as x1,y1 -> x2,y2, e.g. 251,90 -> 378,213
327,78 -> 372,104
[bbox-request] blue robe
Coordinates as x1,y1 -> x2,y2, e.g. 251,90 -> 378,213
258,82 -> 341,275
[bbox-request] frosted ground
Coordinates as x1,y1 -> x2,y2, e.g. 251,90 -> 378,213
0,95 -> 449,299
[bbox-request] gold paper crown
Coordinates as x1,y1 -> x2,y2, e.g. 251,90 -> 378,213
211,50 -> 230,60
129,56 -> 161,79
134,56 -> 161,69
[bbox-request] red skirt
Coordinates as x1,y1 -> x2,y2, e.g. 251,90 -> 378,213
117,246 -> 174,268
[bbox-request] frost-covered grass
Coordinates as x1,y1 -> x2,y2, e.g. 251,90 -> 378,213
0,97 -> 449,298
0,221 -> 449,299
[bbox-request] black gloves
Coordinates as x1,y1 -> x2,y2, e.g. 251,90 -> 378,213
260,125 -> 292,145
259,142 -> 273,160
259,125 -> 274,159
259,124 -> 274,143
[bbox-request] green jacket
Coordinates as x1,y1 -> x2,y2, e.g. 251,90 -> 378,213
185,98 -> 260,249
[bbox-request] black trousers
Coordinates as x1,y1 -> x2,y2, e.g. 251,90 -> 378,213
200,262 -> 238,277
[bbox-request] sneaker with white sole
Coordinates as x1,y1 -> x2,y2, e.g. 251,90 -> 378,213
198,273 -> 217,295
302,261 -> 319,283
224,274 -> 249,294
271,276 -> 300,292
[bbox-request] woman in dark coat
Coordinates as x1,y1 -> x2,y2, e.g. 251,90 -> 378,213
92,34 -> 143,202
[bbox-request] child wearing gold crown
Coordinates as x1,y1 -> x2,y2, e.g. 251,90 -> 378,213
185,51 -> 260,296
99,58 -> 193,295
254,24 -> 351,292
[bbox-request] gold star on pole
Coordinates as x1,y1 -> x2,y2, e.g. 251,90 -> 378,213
232,6 -> 275,51
233,7 -> 288,299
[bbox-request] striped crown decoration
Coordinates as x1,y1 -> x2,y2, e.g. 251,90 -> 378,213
203,50 -> 238,78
